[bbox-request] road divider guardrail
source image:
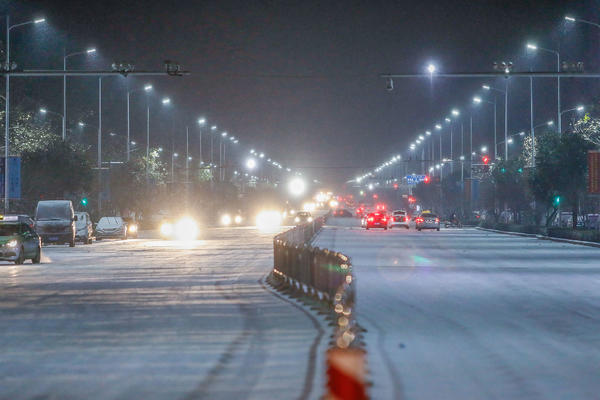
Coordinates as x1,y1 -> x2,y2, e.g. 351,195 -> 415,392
271,216 -> 367,399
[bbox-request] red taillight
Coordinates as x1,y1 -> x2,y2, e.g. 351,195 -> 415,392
435,218 -> 439,223
406,217 -> 410,222
416,217 -> 423,223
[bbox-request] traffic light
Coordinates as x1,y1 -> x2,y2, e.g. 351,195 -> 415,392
500,167 -> 506,173
553,196 -> 561,206
80,197 -> 88,207
517,167 -> 523,173
424,175 -> 430,183
393,183 -> 399,190
482,155 -> 490,165
408,196 -> 416,203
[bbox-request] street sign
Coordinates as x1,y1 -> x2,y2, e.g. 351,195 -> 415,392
405,174 -> 427,185
0,157 -> 21,199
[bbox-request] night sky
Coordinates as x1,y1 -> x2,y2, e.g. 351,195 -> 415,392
3,0 -> 600,186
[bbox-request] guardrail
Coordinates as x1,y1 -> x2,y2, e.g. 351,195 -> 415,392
272,216 -> 366,398
272,216 -> 357,348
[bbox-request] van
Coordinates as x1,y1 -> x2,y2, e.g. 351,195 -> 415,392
34,200 -> 77,247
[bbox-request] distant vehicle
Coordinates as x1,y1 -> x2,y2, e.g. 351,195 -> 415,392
415,212 -> 440,231
294,211 -> 313,225
75,212 -> 94,244
365,211 -> 390,230
122,217 -> 139,238
220,212 -> 243,226
391,210 -> 410,229
333,209 -> 353,217
34,200 -> 77,247
160,216 -> 199,240
95,217 -> 127,240
0,215 -> 41,264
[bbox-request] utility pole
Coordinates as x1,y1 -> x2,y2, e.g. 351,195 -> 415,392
98,77 -> 102,213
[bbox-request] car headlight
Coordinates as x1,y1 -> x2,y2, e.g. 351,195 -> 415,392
160,222 -> 174,237
294,217 -> 300,223
307,217 -> 313,222
128,224 -> 138,233
221,214 -> 232,226
234,215 -> 242,224
175,217 -> 199,240
5,239 -> 18,247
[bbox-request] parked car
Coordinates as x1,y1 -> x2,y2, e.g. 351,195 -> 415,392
34,200 -> 77,247
391,210 -> 410,229
95,217 -> 127,240
75,212 -> 94,244
0,215 -> 41,264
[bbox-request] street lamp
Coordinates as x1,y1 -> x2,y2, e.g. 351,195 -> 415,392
64,47 -> 96,141
162,97 -> 170,104
246,158 -> 257,170
482,83 -> 508,160
473,94 -> 497,159
426,63 -> 436,74
197,117 -> 206,164
564,15 -> 600,29
39,107 -> 65,138
127,83 -> 152,161
526,42 -> 561,133
4,15 -> 46,213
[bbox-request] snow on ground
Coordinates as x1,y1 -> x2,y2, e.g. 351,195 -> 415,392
0,227 -> 326,400
314,218 -> 600,400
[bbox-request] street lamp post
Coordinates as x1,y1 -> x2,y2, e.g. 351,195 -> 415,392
197,118 -> 206,165
4,15 -> 45,214
171,152 -> 178,182
127,83 -> 152,162
98,77 -> 102,212
473,96 -> 497,159
482,84 -> 508,160
527,43 -> 561,133
39,108 -> 65,138
64,47 -> 95,142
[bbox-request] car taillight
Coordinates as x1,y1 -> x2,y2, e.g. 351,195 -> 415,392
416,218 -> 423,223
435,218 -> 439,223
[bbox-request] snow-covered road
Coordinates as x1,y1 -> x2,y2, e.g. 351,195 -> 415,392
0,227 -> 326,400
314,219 -> 600,400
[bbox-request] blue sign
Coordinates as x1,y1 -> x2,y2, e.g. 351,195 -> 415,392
0,157 -> 22,199
405,174 -> 427,185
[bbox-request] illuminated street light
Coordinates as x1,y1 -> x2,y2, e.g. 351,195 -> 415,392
288,177 -> 306,197
39,108 -> 47,114
162,97 -> 170,104
481,146 -> 488,153
445,118 -> 451,123
435,124 -> 442,130
34,18 -> 46,24
473,96 -> 482,104
198,117 -> 206,125
221,132 -> 227,137
86,48 -> 96,54
565,16 -> 576,22
144,84 -> 153,91
526,43 -> 538,51
451,109 -> 460,117
426,63 -> 436,74
78,121 -> 85,127
507,138 -> 514,144
425,130 -> 431,136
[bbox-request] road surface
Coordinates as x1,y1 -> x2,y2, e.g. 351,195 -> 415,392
314,218 -> 600,400
0,227 -> 326,400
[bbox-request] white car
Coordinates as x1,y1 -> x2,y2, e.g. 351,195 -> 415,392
391,210 -> 410,229
95,217 -> 127,240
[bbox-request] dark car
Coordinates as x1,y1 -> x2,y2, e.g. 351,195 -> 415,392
415,212 -> 440,231
34,200 -> 77,247
333,209 -> 353,217
294,211 -> 313,225
365,211 -> 390,230
0,216 -> 42,264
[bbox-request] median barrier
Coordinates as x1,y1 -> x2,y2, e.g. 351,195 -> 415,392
271,215 -> 367,399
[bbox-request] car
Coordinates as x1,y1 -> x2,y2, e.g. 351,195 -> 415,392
122,217 -> 139,238
0,215 -> 42,264
333,209 -> 353,217
75,212 -> 94,244
365,211 -> 390,230
159,216 -> 200,240
391,210 -> 410,229
294,211 -> 313,225
415,212 -> 440,231
34,200 -> 77,247
95,217 -> 127,240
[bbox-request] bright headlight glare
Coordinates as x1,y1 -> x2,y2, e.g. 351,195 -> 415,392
128,224 -> 138,233
234,215 -> 242,224
6,239 -> 18,247
294,217 -> 300,223
160,222 -> 173,237
307,217 -> 313,222
221,214 -> 232,226
256,211 -> 282,231
175,217 -> 199,240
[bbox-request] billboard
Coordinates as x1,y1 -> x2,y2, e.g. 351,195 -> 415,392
589,151 -> 600,194
0,157 -> 21,199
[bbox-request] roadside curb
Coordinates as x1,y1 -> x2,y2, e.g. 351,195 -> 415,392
476,227 -> 600,249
